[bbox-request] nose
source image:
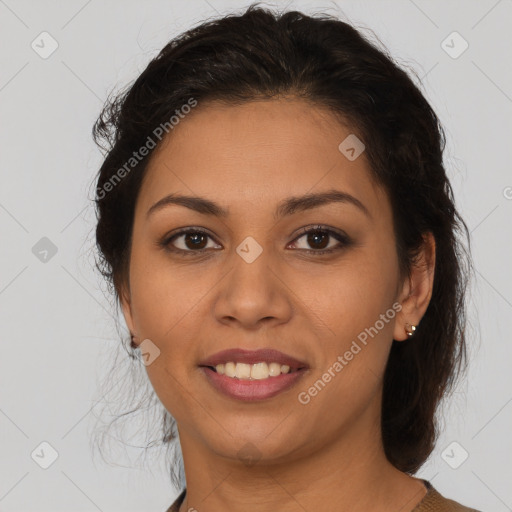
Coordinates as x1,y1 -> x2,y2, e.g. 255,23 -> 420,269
212,247 -> 293,330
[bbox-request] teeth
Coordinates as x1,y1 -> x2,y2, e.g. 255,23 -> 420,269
213,362 -> 295,379
268,362 -> 282,376
235,363 -> 252,379
225,362 -> 236,377
251,362 -> 268,380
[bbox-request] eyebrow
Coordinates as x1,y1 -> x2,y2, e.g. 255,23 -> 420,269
146,189 -> 371,221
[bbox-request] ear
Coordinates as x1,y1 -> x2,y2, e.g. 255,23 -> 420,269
119,282 -> 136,341
393,232 -> 436,341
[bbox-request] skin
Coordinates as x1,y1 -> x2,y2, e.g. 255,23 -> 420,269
120,97 -> 436,512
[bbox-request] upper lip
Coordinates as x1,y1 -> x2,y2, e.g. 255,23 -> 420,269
198,348 -> 309,370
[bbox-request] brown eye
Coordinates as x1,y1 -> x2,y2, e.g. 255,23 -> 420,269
305,230 -> 330,250
160,225 -> 352,257
290,225 -> 352,254
162,228 -> 221,255
182,232 -> 209,250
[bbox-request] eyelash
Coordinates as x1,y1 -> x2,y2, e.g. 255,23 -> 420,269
159,225 -> 352,257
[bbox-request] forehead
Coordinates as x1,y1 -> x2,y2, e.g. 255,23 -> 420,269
137,98 -> 388,221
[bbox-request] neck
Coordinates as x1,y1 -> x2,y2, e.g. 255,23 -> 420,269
176,401 -> 427,512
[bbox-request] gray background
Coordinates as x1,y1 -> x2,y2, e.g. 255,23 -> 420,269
1,0 -> 511,510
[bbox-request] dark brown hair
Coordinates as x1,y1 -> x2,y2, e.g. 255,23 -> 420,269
92,3 -> 473,482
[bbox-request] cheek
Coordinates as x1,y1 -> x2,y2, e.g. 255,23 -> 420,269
128,257 -> 205,423
301,246 -> 399,398
295,266 -> 397,429
126,257 -> 189,398
301,245 -> 398,338
128,243 -> 207,334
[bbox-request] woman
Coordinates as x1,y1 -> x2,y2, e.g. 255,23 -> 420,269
92,4 -> 480,511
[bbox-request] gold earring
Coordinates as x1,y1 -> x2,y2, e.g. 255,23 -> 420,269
404,323 -> 416,337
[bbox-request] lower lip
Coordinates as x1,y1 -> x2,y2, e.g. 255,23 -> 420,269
199,366 -> 308,401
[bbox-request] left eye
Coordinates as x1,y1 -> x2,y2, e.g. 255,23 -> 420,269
289,226 -> 350,253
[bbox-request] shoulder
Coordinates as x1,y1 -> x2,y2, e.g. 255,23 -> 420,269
165,482 -> 482,512
413,480 -> 482,512
164,488 -> 186,512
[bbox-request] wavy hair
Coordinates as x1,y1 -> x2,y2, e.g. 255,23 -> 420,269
91,3 -> 473,485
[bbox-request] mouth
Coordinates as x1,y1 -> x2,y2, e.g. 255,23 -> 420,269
198,348 -> 309,401
201,361 -> 306,378
199,366 -> 309,401
198,347 -> 309,372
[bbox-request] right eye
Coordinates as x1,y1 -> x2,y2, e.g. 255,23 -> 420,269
160,228 -> 221,255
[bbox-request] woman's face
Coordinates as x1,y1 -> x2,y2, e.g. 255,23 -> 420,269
121,98 -> 429,466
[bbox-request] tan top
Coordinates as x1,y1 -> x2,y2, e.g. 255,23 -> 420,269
164,479 -> 481,511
